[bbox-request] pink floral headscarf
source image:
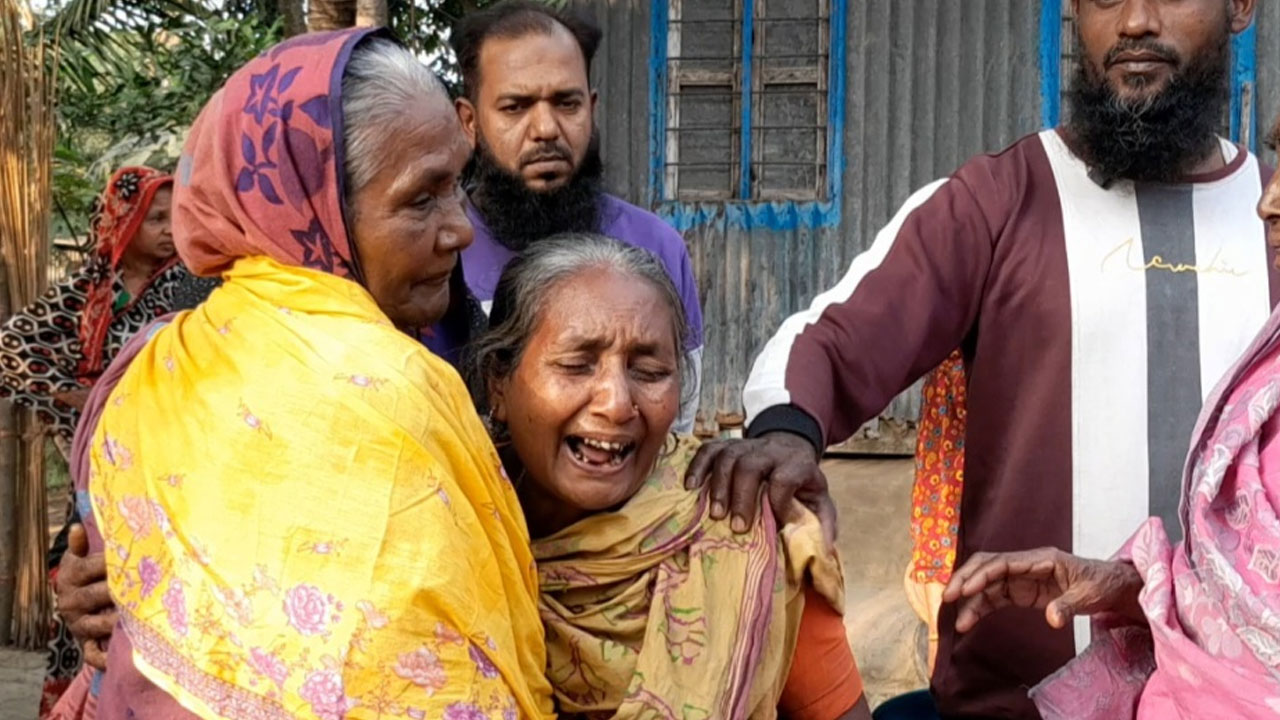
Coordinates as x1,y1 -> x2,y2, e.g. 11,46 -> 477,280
174,28 -> 380,280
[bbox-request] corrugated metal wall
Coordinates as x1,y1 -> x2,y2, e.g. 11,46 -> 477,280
845,1 -> 1042,257
574,0 -> 1046,444
566,0 -> 653,202
1259,1 -> 1280,168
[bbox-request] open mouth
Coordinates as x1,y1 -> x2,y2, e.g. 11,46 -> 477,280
565,435 -> 636,468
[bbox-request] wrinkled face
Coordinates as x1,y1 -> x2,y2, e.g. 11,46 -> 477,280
494,268 -> 681,523
127,186 -> 175,263
1262,119 -> 1280,266
458,27 -> 596,192
1073,0 -> 1250,104
349,95 -> 474,329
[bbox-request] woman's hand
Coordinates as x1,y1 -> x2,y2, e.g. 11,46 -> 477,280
943,548 -> 1145,633
54,524 -> 116,670
684,433 -> 838,549
53,388 -> 92,411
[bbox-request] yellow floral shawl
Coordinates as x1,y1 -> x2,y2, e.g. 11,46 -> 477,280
534,437 -> 844,720
90,257 -> 554,720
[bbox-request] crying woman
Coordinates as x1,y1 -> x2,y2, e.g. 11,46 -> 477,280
471,233 -> 872,720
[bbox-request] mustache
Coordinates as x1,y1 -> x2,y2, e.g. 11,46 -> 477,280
1104,38 -> 1180,69
519,143 -> 572,167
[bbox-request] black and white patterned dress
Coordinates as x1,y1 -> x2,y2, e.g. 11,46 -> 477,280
0,262 -> 219,447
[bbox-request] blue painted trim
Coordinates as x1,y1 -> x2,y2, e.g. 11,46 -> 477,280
825,0 -> 846,217
647,0 -> 670,208
1039,0 -> 1062,129
656,199 -> 838,233
738,0 -> 756,199
1230,21 -> 1258,153
647,0 -> 846,231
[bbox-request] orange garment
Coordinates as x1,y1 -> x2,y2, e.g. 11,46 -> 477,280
778,586 -> 864,720
909,350 -> 967,584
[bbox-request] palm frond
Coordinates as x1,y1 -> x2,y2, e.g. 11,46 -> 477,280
43,0 -> 207,38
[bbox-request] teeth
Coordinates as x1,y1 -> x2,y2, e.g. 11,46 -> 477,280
581,438 -> 626,452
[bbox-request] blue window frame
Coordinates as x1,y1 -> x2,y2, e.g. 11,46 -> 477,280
648,0 -> 847,232
1039,0 -> 1260,153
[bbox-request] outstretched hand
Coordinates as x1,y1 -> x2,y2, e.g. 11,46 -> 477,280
943,548 -> 1145,634
684,432 -> 838,549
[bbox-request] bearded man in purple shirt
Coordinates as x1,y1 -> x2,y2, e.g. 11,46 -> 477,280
448,0 -> 704,432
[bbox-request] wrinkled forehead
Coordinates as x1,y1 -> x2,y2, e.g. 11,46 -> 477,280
540,269 -> 680,347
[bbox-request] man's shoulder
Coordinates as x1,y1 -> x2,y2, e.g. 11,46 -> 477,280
599,194 -> 690,258
601,195 -> 683,239
918,131 -> 1057,217
951,131 -> 1050,183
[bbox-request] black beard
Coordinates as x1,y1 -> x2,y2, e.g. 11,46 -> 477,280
467,134 -> 605,251
1065,30 -> 1230,184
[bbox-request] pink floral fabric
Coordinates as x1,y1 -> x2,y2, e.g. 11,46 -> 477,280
1033,308 -> 1280,718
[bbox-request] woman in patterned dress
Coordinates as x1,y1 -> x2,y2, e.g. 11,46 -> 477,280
54,30 -> 554,720
904,349 -> 966,674
0,166 -> 217,718
0,166 -> 216,455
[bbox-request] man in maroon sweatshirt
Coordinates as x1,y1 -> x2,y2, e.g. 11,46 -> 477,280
690,0 -> 1272,717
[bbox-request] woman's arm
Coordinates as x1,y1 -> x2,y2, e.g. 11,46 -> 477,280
835,696 -> 872,720
779,586 -> 868,720
51,388 -> 92,410
0,270 -> 93,423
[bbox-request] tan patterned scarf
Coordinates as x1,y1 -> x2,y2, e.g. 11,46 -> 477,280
535,437 -> 844,720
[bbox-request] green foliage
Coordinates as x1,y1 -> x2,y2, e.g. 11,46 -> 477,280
406,0 -> 565,83
44,0 -> 283,239
41,0 -> 565,239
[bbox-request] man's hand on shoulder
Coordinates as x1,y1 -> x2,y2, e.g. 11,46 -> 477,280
684,432 -> 837,549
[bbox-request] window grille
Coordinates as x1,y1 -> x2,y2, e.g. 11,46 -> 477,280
663,0 -> 831,203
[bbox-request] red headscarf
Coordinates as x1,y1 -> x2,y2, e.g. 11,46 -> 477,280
173,28 -> 378,281
78,166 -> 174,377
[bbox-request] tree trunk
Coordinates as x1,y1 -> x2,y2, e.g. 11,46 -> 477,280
354,0 -> 387,28
307,0 -> 355,32
277,0 -> 306,37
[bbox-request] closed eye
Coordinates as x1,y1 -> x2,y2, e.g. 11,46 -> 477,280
631,364 -> 674,383
554,360 -> 592,374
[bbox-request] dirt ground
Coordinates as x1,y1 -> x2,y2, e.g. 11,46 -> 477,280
827,456 -> 930,706
0,646 -> 44,718
0,456 -> 925,717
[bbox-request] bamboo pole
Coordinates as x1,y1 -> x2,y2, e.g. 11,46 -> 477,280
0,0 -> 55,649
0,263 -> 13,647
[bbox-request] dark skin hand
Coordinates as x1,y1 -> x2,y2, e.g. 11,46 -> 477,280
684,432 -> 838,550
52,388 -> 91,411
943,547 -> 1146,634
55,524 -> 115,670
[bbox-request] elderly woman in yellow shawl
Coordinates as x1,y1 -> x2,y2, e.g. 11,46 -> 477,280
472,233 -> 872,720
71,29 -> 552,720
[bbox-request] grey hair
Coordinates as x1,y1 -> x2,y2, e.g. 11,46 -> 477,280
469,233 -> 693,414
341,37 -> 449,198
